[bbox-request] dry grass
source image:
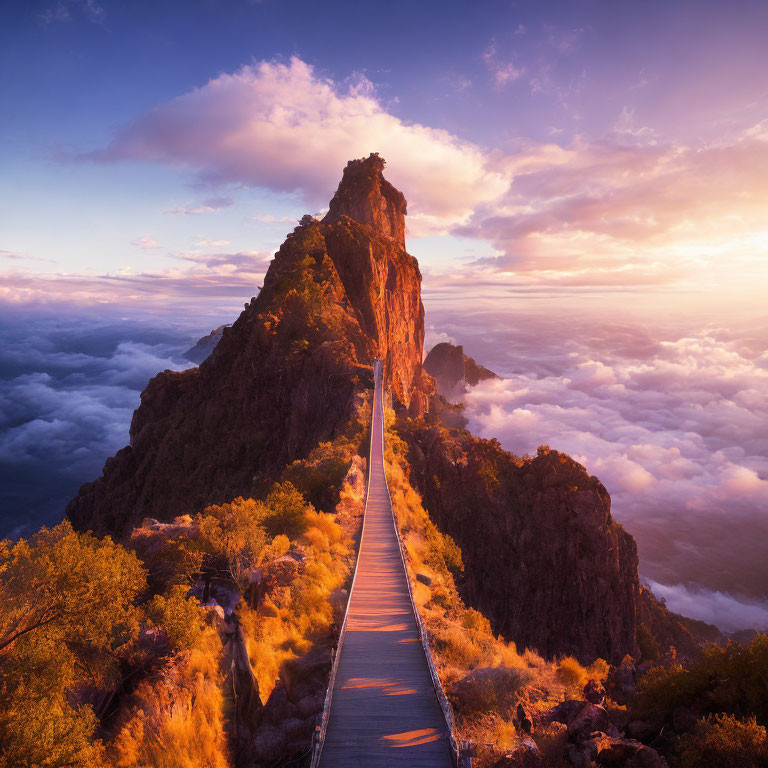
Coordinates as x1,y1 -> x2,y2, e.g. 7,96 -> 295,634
238,503 -> 353,701
556,656 -> 589,694
383,408 -> 575,765
110,629 -> 229,768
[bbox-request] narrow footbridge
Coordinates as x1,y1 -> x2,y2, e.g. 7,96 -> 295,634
312,360 -> 456,767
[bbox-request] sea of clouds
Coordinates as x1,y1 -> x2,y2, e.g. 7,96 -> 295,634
425,302 -> 768,633
0,307 -> 218,539
2,299 -> 766,633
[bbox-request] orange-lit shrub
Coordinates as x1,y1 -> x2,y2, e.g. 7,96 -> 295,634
556,656 -> 589,693
677,714 -> 768,768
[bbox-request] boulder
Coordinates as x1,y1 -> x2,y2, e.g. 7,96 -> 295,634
568,704 -> 610,742
548,699 -> 589,726
584,678 -> 606,705
252,723 -> 287,763
592,734 -> 643,765
606,658 -> 636,705
416,572 -> 432,586
564,733 -> 668,768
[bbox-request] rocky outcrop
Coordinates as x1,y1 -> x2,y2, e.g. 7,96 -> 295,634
184,325 -> 229,364
67,154 -> 432,537
638,587 -> 724,662
549,700 -> 668,768
423,341 -> 498,398
324,153 -> 407,248
399,423 -> 639,664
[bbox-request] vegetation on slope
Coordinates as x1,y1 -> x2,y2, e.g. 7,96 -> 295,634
0,522 -> 144,768
0,396 -> 371,768
383,406 -> 613,766
632,634 -> 768,766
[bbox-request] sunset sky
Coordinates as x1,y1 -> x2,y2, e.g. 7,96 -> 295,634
3,0 -> 768,311
1,0 -> 767,630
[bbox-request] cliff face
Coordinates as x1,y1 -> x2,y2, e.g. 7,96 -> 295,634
400,421 -> 640,664
423,341 -> 498,398
67,154 -> 431,537
184,325 -> 229,364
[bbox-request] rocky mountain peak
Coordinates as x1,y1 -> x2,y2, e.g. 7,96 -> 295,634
67,156 -> 431,536
323,153 -> 407,248
423,341 -> 498,398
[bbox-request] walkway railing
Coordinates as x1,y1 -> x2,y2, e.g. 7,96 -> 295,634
309,363 -> 378,768
310,359 -> 458,767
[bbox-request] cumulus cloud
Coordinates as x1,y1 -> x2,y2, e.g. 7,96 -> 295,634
83,56 -> 508,235
429,306 -> 768,631
0,309 -> 212,539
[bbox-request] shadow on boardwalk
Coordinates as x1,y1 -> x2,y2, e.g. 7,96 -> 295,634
316,362 -> 453,767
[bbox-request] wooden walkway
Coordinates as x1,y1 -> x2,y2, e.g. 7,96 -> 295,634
315,361 -> 453,767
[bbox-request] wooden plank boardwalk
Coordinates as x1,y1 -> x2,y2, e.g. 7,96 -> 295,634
315,361 -> 453,767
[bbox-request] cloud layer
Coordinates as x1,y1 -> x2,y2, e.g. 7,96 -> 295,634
0,250 -> 271,316
75,55 -> 768,295
0,309 -> 213,539
426,305 -> 768,632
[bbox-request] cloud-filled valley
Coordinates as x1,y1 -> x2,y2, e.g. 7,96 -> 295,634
0,308 -> 215,539
425,303 -> 768,632
2,296 -> 766,633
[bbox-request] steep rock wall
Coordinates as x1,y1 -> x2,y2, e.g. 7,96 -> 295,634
400,421 -> 640,664
67,155 -> 430,537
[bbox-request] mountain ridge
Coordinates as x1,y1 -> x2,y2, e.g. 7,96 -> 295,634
66,154 -> 432,537
68,154 -> 684,668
